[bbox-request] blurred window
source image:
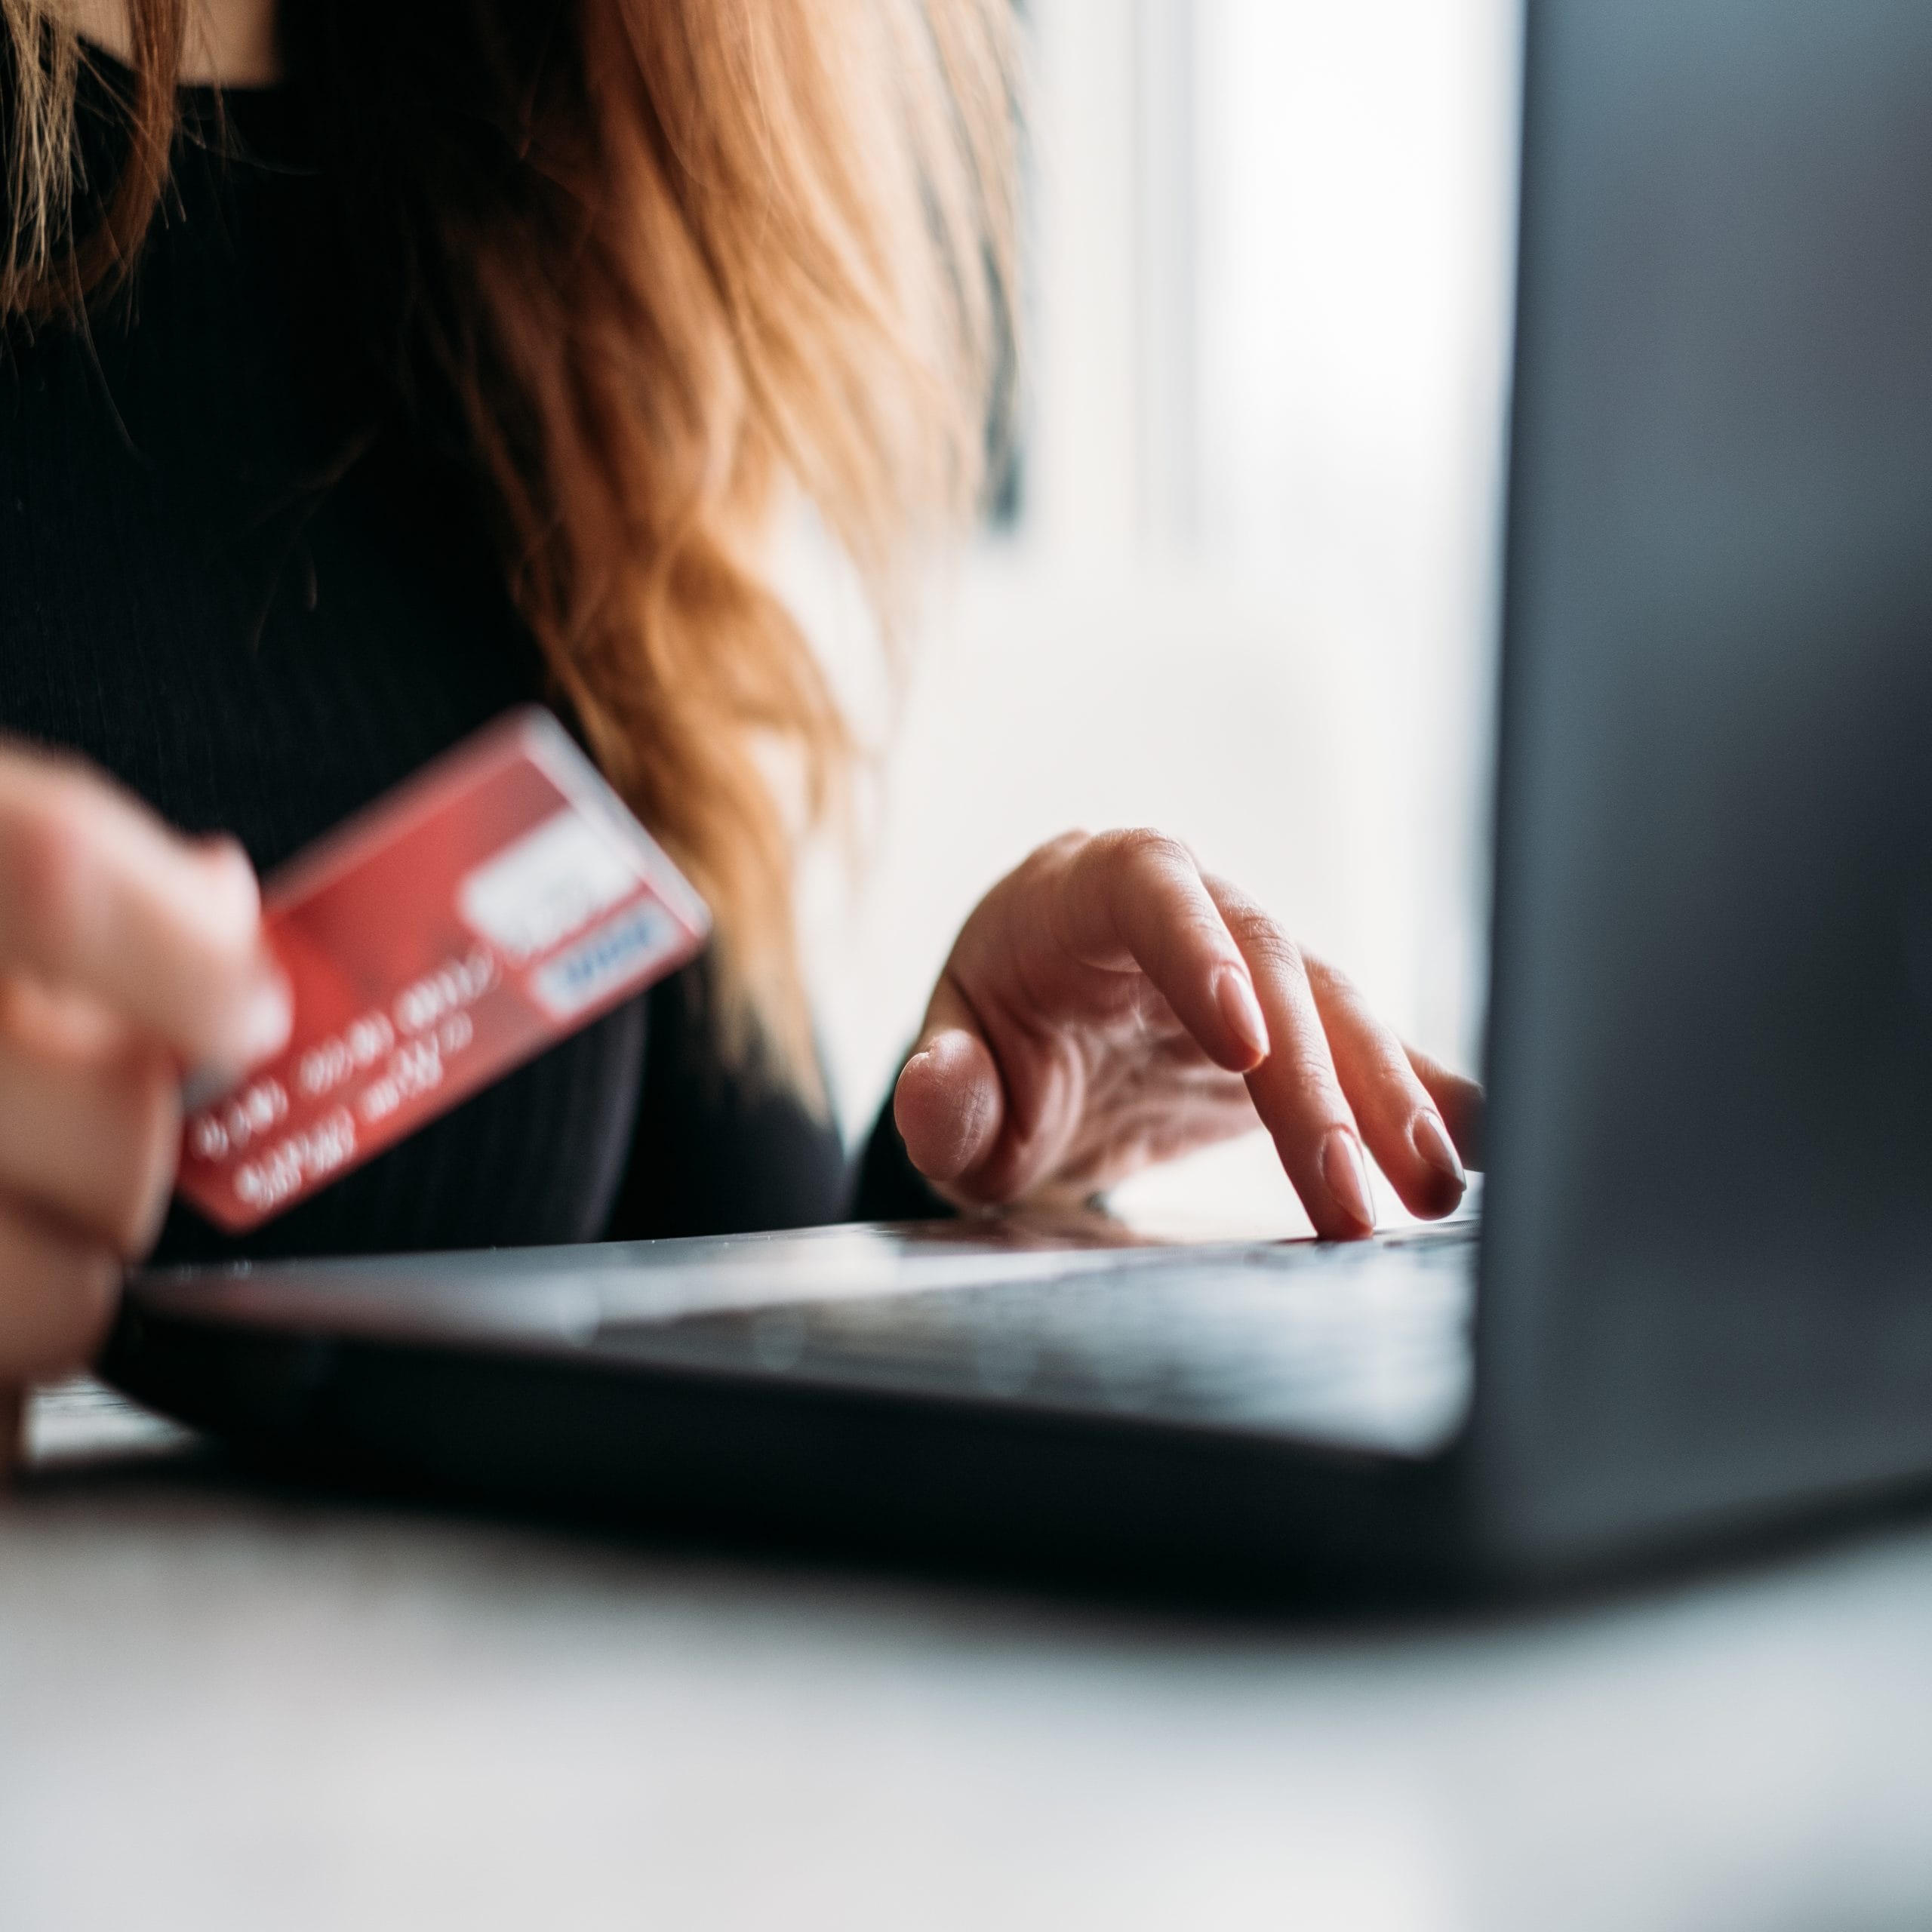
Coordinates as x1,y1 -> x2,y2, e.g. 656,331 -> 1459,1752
798,0 -> 1518,1223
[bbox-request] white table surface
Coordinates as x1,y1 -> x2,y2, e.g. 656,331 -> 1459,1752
5,1382 -> 1931,1932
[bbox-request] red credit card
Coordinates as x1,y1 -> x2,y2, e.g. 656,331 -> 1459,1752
176,708 -> 709,1233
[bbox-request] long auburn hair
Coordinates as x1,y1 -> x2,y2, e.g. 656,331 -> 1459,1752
0,0 -> 1018,1094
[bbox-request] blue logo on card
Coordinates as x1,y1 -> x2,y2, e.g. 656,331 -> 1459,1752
531,901 -> 677,1018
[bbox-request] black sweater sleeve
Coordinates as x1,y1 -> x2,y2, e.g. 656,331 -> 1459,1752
601,965 -> 955,1238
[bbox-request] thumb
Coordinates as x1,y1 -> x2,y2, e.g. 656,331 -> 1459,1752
894,980 -> 1004,1188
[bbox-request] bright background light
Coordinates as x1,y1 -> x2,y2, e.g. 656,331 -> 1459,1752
789,0 -> 1520,1229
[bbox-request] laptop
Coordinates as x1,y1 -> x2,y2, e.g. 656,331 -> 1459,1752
99,0 -> 1932,1589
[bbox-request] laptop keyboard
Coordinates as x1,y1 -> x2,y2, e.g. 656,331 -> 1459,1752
595,1224 -> 1478,1457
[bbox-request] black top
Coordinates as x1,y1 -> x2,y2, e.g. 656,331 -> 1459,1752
0,60 -> 940,1261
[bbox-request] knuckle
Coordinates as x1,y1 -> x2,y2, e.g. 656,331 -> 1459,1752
1303,950 -> 1353,999
1102,826 -> 1192,877
1228,904 -> 1303,976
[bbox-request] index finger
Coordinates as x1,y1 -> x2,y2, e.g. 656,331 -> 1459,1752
0,752 -> 288,1072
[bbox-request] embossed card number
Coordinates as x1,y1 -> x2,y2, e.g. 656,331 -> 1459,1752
175,709 -> 709,1234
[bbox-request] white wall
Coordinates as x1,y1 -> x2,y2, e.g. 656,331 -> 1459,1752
788,0 -> 1520,1229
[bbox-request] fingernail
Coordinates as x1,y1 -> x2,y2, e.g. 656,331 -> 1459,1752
232,970 -> 293,1066
1214,966 -> 1270,1066
1411,1109 -> 1466,1189
1321,1127 -> 1377,1233
195,838 -> 263,936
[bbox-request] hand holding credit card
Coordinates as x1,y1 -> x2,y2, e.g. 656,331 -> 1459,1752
177,709 -> 709,1233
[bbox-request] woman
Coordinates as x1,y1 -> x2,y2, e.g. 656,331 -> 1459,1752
0,0 -> 1480,1422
